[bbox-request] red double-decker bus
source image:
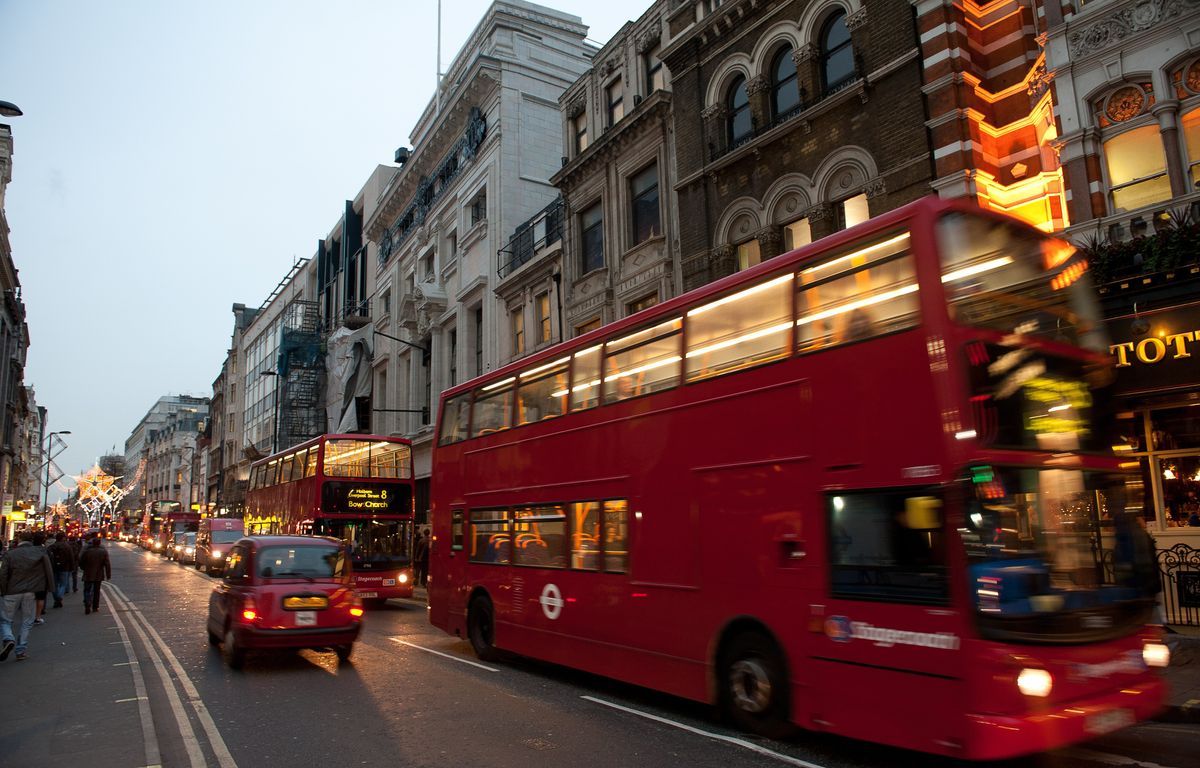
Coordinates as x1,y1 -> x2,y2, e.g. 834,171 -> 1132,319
429,196 -> 1170,760
246,434 -> 416,604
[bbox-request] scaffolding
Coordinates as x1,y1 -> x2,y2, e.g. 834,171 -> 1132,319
276,298 -> 325,451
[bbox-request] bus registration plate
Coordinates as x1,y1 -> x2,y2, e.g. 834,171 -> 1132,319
294,611 -> 316,627
1085,708 -> 1133,736
357,591 -> 378,598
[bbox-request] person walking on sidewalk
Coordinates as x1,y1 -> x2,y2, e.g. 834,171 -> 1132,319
69,534 -> 83,593
79,535 -> 111,615
30,531 -> 49,624
0,531 -> 55,660
48,534 -> 77,608
414,528 -> 431,588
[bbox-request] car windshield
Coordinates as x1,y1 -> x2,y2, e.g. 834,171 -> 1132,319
184,533 -> 196,544
960,466 -> 1158,643
211,531 -> 242,544
256,545 -> 345,579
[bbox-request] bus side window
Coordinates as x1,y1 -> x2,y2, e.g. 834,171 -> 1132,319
603,500 -> 629,574
451,509 -> 464,551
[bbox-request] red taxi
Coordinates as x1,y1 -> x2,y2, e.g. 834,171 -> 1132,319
206,535 -> 364,669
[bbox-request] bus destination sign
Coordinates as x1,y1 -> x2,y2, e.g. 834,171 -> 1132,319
347,488 -> 390,511
321,481 -> 408,516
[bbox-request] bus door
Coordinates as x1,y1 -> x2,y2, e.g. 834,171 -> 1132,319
811,486 -> 967,752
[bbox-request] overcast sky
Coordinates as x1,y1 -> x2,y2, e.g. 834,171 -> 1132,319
2,0 -> 647,501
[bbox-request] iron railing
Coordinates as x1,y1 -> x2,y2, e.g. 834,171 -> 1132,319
498,197 -> 564,278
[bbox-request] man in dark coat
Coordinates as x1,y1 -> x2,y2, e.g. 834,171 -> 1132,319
0,531 -> 55,660
48,534 -> 77,608
78,536 -> 112,615
69,534 -> 83,593
414,528 -> 431,588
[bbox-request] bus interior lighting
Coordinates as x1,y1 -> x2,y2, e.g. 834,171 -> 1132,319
1143,643 -> 1170,668
520,357 -> 570,379
832,496 -> 845,512
794,283 -> 919,329
688,274 -> 794,317
1017,668 -> 1053,697
482,377 -> 516,392
685,322 -> 792,360
955,430 -> 977,440
800,232 -> 911,277
940,256 -> 1014,284
605,355 -> 683,383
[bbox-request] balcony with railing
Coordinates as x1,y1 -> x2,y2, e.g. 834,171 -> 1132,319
498,197 -> 564,280
1069,190 -> 1200,287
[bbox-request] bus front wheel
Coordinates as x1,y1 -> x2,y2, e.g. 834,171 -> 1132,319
468,595 -> 499,661
719,632 -> 793,740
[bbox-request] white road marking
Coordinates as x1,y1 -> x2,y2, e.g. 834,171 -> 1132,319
582,696 -> 830,768
388,637 -> 500,672
115,697 -> 149,703
108,582 -> 240,768
105,590 -> 161,768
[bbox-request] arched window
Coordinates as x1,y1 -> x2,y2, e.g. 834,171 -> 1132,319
771,47 -> 801,119
820,10 -> 855,94
727,75 -> 752,146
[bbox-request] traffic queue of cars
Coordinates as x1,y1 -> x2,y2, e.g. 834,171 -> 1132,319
131,519 -> 365,671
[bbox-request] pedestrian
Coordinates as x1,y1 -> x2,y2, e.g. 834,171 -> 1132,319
413,528 -> 431,588
0,531 -> 55,661
78,535 -> 112,615
30,531 -> 49,624
69,534 -> 83,592
48,534 -> 77,608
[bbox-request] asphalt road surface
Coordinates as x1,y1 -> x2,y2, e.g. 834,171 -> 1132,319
105,542 -> 1200,768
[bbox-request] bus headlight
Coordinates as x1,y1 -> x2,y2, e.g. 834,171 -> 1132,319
1017,668 -> 1053,697
398,572 -> 409,584
213,551 -> 224,559
1143,642 -> 1170,668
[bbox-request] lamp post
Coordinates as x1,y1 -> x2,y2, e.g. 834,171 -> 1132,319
42,430 -> 71,521
0,100 -> 22,117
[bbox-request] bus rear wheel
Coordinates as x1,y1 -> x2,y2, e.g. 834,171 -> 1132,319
719,632 -> 793,740
468,595 -> 499,661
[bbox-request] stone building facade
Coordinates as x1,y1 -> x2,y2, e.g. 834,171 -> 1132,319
662,0 -> 933,292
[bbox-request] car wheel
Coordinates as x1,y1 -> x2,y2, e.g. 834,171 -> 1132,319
207,626 -> 221,647
222,626 -> 245,670
719,631 -> 793,740
468,594 -> 499,661
335,644 -> 354,662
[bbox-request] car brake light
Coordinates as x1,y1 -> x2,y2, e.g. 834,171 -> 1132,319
241,596 -> 259,623
350,606 -> 364,618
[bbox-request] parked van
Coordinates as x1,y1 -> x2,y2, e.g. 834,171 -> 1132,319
196,517 -> 245,575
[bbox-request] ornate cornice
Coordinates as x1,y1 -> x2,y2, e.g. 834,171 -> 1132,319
566,92 -> 587,118
701,103 -> 728,121
1067,0 -> 1200,59
846,8 -> 868,30
746,75 -> 770,96
551,92 -> 672,190
864,178 -> 887,199
794,44 -> 818,66
806,204 -> 831,223
755,226 -> 782,248
636,26 -> 662,55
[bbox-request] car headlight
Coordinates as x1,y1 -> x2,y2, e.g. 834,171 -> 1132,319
185,547 -> 194,555
1143,642 -> 1170,668
1017,668 -> 1053,697
213,551 -> 223,559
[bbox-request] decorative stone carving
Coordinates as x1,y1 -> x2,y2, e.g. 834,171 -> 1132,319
636,26 -> 661,54
1105,84 -> 1146,121
846,8 -> 868,30
863,178 -> 886,199
1187,60 -> 1200,94
1026,59 -> 1052,100
756,227 -> 782,250
746,75 -> 770,96
603,55 -> 622,77
566,93 -> 587,118
794,44 -> 818,66
711,245 -> 736,273
701,103 -> 728,121
1068,0 -> 1199,59
806,204 -> 831,223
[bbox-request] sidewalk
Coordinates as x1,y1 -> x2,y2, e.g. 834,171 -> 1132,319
1160,624 -> 1200,724
0,589 -> 146,767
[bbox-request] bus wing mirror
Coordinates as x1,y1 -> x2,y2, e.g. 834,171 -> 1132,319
904,496 -> 942,531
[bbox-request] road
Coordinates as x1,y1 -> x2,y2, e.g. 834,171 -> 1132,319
101,542 -> 1199,768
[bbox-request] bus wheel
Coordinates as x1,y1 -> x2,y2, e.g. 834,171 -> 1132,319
720,632 -> 792,739
468,595 -> 499,661
222,626 -> 245,670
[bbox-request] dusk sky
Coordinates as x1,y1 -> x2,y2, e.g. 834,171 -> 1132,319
2,0 -> 647,500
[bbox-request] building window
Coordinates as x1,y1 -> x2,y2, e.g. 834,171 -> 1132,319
627,293 -> 658,315
1184,107 -> 1200,188
381,289 -> 391,315
421,337 -> 431,424
573,112 -> 589,155
607,78 -> 624,127
448,328 -> 458,386
736,239 -> 761,271
783,218 -> 812,251
645,44 -> 664,94
536,293 -> 551,344
511,307 -> 525,357
575,318 -> 601,337
821,10 -> 855,94
581,201 -> 604,274
630,163 -> 660,245
470,189 -> 487,226
421,250 -> 435,280
771,46 -> 801,120
1103,125 -> 1172,212
833,193 -> 870,232
474,307 -> 484,377
446,231 -> 458,260
727,75 -> 752,146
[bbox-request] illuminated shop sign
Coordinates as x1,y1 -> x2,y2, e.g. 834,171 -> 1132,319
1106,303 -> 1200,397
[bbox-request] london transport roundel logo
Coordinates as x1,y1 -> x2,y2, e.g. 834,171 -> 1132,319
825,615 -> 852,643
540,583 -> 564,620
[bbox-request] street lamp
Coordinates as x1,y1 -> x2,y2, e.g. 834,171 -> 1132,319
0,100 -> 22,118
42,430 -> 72,516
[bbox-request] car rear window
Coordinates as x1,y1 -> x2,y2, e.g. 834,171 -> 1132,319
256,545 -> 345,579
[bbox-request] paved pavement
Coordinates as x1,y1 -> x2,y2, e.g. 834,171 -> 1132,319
1,579 -> 1197,767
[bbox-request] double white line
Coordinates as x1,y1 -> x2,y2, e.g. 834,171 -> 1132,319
105,582 -> 238,768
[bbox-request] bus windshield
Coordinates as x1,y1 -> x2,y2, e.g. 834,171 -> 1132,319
961,466 -> 1157,643
937,212 -> 1106,353
324,438 -> 413,479
312,518 -> 413,569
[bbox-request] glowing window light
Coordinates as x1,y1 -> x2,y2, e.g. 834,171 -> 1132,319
940,256 -> 1014,284
685,321 -> 792,359
604,355 -> 683,382
800,233 -> 911,277
688,274 -> 793,317
520,357 -> 570,379
482,376 -> 516,392
795,283 -> 919,328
